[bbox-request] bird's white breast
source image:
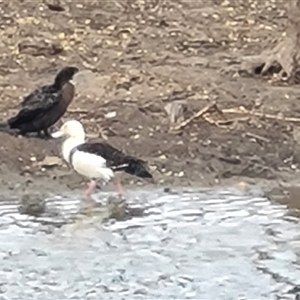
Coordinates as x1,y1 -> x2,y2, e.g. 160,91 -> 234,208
62,138 -> 83,164
61,138 -> 115,182
71,150 -> 114,182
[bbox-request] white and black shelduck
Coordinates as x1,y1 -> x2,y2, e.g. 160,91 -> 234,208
51,120 -> 153,200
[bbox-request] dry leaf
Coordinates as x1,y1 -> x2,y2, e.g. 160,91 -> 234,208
38,156 -> 62,168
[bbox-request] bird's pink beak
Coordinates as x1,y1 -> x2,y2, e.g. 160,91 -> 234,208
51,130 -> 64,139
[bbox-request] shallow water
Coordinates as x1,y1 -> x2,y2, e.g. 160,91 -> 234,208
0,187 -> 300,299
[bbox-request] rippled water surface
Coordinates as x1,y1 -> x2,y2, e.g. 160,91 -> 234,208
0,187 -> 300,299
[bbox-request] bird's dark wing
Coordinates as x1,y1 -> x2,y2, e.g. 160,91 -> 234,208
76,142 -> 129,167
8,91 -> 62,125
20,85 -> 55,107
76,142 -> 152,178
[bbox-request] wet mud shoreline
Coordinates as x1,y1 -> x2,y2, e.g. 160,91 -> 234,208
0,1 -> 299,203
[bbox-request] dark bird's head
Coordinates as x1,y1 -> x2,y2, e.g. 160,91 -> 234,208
54,66 -> 79,89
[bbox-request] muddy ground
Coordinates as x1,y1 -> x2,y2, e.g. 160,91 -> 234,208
0,0 -> 300,199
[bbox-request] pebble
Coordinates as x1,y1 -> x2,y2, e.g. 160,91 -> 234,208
177,171 -> 185,177
105,111 -> 117,119
165,171 -> 173,177
159,155 -> 167,160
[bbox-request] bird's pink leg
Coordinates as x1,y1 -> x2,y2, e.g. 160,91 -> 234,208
84,180 -> 97,200
113,176 -> 124,197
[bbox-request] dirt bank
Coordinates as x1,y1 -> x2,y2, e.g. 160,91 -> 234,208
1,0 -> 300,198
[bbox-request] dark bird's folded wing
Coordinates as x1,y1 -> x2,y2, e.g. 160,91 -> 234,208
8,91 -> 61,126
20,84 -> 56,107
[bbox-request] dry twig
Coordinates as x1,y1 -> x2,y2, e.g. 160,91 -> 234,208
222,106 -> 300,123
203,115 -> 249,128
171,101 -> 217,131
68,108 -> 89,114
245,132 -> 270,143
171,101 -> 300,132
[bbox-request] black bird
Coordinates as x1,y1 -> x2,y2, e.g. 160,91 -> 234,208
0,66 -> 79,138
51,120 -> 153,199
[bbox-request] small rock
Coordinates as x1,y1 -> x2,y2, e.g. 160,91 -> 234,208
177,171 -> 185,177
107,196 -> 127,220
236,181 -> 250,192
159,154 -> 167,160
19,194 -> 46,217
45,0 -> 65,11
164,187 -> 171,193
150,165 -> 157,171
165,171 -> 173,177
105,111 -> 117,119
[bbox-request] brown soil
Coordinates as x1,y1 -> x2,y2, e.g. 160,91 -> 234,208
1,1 -> 300,198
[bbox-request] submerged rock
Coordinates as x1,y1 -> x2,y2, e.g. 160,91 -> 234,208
107,195 -> 127,220
18,193 -> 46,217
78,195 -> 127,221
77,195 -> 144,222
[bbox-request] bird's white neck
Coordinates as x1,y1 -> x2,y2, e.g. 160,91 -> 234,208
62,137 -> 85,164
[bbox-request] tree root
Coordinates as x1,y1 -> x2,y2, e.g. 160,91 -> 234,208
239,36 -> 300,83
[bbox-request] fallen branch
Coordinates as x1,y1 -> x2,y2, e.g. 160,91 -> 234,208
171,101 -> 300,132
222,106 -> 300,123
171,101 -> 217,131
245,132 -> 270,143
203,115 -> 250,128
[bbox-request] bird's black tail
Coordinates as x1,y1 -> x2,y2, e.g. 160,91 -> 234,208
112,157 -> 153,179
0,121 -> 20,136
0,121 -> 10,132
